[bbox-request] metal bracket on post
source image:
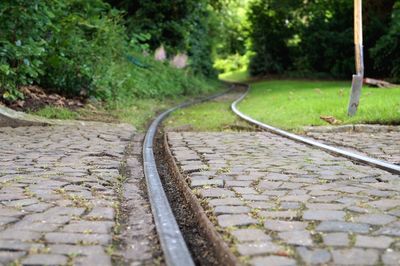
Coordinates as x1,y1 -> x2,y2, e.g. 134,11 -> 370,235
348,0 -> 364,116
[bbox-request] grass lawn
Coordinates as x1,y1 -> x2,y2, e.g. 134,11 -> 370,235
165,92 -> 250,131
32,97 -> 190,131
239,80 -> 400,131
32,84 -> 224,132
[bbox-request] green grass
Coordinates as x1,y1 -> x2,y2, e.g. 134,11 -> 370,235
110,98 -> 184,130
238,80 -> 400,131
32,98 -> 185,131
165,93 -> 249,131
33,86 -> 224,132
33,106 -> 79,120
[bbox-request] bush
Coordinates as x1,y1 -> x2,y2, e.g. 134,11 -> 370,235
247,0 -> 297,76
41,0 -> 128,97
0,0 -> 52,101
108,0 -> 218,78
371,3 -> 400,82
0,0 -> 126,99
214,53 -> 252,73
1,0 -> 218,103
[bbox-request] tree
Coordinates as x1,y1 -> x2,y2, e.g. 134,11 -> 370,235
371,1 -> 400,82
247,0 -> 301,76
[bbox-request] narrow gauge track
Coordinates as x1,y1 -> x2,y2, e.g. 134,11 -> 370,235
143,82 -> 399,266
231,83 -> 400,175
143,89 -> 229,266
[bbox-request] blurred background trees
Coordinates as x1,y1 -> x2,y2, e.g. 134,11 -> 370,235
245,0 -> 399,81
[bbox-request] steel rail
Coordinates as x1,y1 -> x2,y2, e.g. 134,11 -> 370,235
231,84 -> 400,175
143,89 -> 230,266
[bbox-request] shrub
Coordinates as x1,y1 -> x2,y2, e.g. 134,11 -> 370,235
40,0 -> 127,97
371,3 -> 400,82
0,0 -> 52,101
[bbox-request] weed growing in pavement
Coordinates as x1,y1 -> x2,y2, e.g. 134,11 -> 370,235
54,188 -> 93,211
216,167 -> 231,174
66,253 -> 78,266
105,245 -> 116,256
77,240 -> 99,246
312,232 -> 324,245
9,260 -> 22,266
344,212 -> 354,222
28,246 -> 51,255
23,187 -> 36,198
348,233 -> 357,247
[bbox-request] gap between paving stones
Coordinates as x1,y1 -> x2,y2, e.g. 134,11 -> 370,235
167,131 -> 400,266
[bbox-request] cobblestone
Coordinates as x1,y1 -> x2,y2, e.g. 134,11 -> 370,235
305,129 -> 400,164
168,131 -> 400,265
355,235 -> 394,249
21,254 -> 68,265
322,232 -> 349,246
296,247 -> 331,265
0,123 -> 160,265
331,248 -> 379,265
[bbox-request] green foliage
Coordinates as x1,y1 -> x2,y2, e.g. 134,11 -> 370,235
213,0 -> 249,58
371,2 -> 400,82
296,0 -> 354,78
214,53 -> 251,73
0,0 -> 126,99
97,53 -> 216,106
247,0 -> 301,76
107,0 -> 218,77
245,0 -> 398,79
41,1 -> 127,97
0,0 -> 50,100
1,0 -> 216,103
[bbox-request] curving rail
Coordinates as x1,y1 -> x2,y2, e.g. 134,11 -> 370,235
231,84 -> 400,175
142,89 -> 230,266
143,82 -> 398,266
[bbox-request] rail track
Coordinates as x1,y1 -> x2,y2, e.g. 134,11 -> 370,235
143,83 -> 399,265
231,83 -> 400,175
143,89 -> 229,266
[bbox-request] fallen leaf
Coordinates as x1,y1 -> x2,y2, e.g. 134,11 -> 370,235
320,115 -> 342,125
276,251 -> 290,257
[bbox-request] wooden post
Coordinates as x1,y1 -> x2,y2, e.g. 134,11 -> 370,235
347,0 -> 364,116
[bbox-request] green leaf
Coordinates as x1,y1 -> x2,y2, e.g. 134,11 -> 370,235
0,64 -> 10,75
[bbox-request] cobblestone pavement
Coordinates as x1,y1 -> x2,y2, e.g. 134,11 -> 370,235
305,130 -> 400,165
168,132 -> 400,266
0,123 -> 160,265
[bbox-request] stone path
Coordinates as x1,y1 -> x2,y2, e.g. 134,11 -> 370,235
168,131 -> 400,266
305,130 -> 400,165
0,123 -> 160,265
